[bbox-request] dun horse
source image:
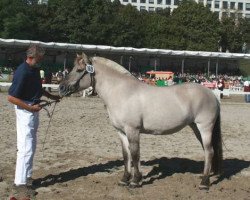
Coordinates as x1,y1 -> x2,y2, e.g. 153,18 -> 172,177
59,53 -> 223,190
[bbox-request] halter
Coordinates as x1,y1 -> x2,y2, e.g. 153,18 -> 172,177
77,64 -> 96,95
64,63 -> 96,96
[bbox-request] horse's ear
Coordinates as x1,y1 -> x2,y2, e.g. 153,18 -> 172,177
76,52 -> 90,71
81,52 -> 90,65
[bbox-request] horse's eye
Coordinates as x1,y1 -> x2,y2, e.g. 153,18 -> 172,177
76,68 -> 84,72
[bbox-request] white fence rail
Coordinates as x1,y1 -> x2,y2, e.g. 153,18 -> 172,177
1,82 -> 250,96
0,82 -> 59,90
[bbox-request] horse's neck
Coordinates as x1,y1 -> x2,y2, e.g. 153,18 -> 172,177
94,64 -> 135,104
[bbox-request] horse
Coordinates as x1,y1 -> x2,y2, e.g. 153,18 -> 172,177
59,53 -> 223,190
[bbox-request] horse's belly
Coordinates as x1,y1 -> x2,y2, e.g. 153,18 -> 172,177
141,124 -> 186,135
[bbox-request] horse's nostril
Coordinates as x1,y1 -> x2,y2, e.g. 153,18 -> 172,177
59,84 -> 66,92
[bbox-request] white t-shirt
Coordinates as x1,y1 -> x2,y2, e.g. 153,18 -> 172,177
40,70 -> 45,79
244,81 -> 249,87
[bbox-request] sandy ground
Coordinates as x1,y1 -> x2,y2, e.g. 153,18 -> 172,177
0,91 -> 250,200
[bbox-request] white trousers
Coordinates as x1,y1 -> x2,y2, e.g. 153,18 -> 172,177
14,105 -> 39,185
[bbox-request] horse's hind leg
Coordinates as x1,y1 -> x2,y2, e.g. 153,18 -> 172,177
118,131 -> 132,186
189,123 -> 203,149
125,127 -> 142,188
197,123 -> 214,190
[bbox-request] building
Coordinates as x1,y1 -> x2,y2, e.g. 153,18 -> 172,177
38,0 -> 48,4
115,0 -> 250,19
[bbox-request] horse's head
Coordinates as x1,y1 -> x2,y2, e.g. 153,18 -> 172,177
59,52 -> 95,97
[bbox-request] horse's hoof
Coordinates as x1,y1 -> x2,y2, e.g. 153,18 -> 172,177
199,175 -> 210,190
199,184 -> 209,190
129,182 -> 141,188
118,180 -> 129,187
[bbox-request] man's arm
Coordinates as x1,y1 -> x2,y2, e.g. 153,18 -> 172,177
7,95 -> 41,112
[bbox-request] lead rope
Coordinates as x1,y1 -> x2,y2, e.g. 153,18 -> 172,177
42,101 -> 58,157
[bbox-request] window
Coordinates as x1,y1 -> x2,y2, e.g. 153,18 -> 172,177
246,3 -> 250,11
149,0 -> 154,4
222,12 -> 228,18
207,0 -> 212,8
230,12 -> 235,18
166,0 -> 171,5
140,6 -> 146,11
238,3 -> 243,10
246,14 -> 250,19
157,0 -> 162,4
156,7 -> 163,11
140,0 -> 146,3
238,13 -> 243,19
222,1 -> 228,9
215,1 -> 220,9
123,0 -> 128,2
149,7 -> 155,12
230,2 -> 235,9
132,0 -> 137,2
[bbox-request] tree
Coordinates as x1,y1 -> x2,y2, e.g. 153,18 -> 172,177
0,0 -> 247,54
0,0 -> 35,39
167,0 -> 221,51
1,13 -> 36,39
110,4 -> 144,47
141,10 -> 171,48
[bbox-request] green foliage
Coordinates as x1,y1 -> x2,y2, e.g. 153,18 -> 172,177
239,59 -> 250,76
0,0 -> 249,53
219,17 -> 246,52
110,4 -> 144,47
141,11 -> 170,48
168,0 -> 220,51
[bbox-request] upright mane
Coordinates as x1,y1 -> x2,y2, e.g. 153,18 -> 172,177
93,57 -> 133,77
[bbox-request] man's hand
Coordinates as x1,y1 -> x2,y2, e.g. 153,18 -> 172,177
30,104 -> 42,112
8,95 -> 42,112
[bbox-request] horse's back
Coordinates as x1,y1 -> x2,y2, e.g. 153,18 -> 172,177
138,82 -> 218,112
135,83 -> 219,134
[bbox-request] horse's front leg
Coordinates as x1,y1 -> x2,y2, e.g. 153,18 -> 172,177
126,128 -> 142,188
118,131 -> 132,186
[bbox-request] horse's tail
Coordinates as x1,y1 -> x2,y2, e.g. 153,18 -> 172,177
212,112 -> 223,175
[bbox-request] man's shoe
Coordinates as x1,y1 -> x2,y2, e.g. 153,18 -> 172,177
11,184 -> 37,198
27,177 -> 40,188
27,177 -> 34,187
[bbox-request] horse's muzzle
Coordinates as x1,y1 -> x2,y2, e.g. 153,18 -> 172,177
59,83 -> 77,96
59,84 -> 72,96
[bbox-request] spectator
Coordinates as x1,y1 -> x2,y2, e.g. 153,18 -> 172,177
244,80 -> 250,92
167,76 -> 174,86
56,70 -> 63,83
217,78 -> 225,98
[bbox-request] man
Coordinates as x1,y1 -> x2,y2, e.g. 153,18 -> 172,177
217,78 -> 225,99
8,45 -> 61,198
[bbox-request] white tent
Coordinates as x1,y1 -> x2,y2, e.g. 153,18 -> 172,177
1,38 -> 250,59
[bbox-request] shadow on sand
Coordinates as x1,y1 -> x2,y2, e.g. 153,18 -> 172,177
34,157 -> 250,188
